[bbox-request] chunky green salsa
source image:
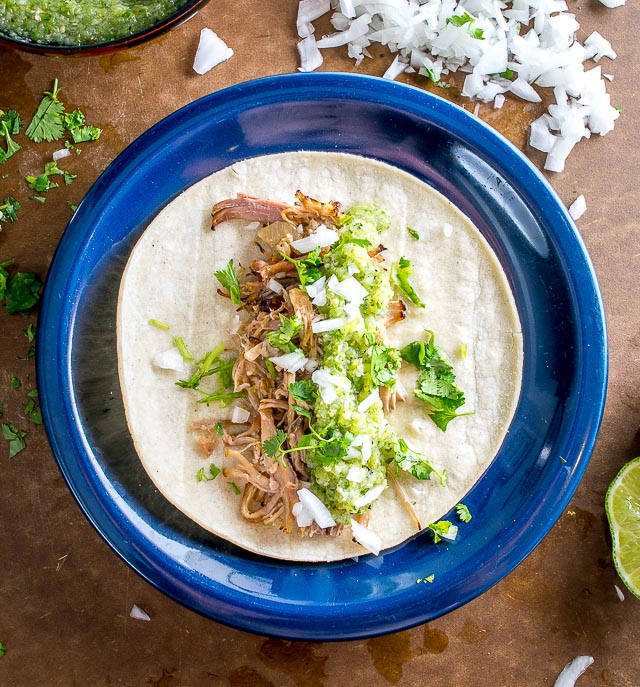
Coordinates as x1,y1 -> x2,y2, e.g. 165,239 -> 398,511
0,0 -> 186,46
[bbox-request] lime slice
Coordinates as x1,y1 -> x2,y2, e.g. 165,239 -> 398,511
605,456 -> 640,599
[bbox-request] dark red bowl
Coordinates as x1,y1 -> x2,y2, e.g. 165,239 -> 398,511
0,0 -> 210,56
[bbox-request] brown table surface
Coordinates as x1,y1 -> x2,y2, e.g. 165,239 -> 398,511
1,2 -> 639,685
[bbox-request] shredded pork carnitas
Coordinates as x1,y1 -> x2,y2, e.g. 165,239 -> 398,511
196,191 -> 409,537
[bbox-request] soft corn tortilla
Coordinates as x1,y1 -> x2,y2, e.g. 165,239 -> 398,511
117,151 -> 523,562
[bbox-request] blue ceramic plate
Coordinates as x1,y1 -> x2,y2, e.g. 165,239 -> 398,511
37,73 -> 607,640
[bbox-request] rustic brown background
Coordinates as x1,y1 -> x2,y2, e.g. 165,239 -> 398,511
1,1 -> 639,685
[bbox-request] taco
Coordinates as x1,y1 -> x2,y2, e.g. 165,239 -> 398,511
116,151 -> 523,562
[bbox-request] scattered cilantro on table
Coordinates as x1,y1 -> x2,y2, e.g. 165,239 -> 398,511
2,422 -> 27,458
0,110 -> 22,162
0,640 -> 5,657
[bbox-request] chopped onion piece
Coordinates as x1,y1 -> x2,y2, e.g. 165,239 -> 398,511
598,0 -> 624,6
357,388 -> 380,413
305,275 -> 326,299
292,500 -> 314,527
153,347 -> 187,373
568,194 -> 586,220
267,277 -> 284,294
231,406 -> 250,424
350,518 -> 382,556
297,0 -> 330,36
129,604 -> 151,621
354,484 -> 385,509
312,368 -> 351,403
297,34 -> 324,72
553,656 -> 594,687
52,148 -> 71,161
312,317 -> 349,333
269,350 -> 308,373
493,93 -> 506,109
441,524 -> 459,542
291,224 -> 339,253
297,488 -> 336,528
316,13 -> 372,48
328,275 -> 368,305
383,55 -> 409,80
614,584 -> 625,602
193,28 -> 234,75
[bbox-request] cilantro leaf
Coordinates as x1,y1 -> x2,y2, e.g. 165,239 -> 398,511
4,271 -> 42,314
393,436 -> 445,483
70,125 -> 102,143
289,380 -> 318,404
400,331 -> 470,431
25,79 -> 65,143
370,343 -> 401,387
446,12 -> 484,39
176,344 -> 225,389
262,428 -> 287,458
0,640 -> 5,657
25,161 -> 73,194
214,259 -> 242,305
2,422 -> 27,458
455,503 -> 472,523
282,247 -> 324,288
0,110 -> 22,163
196,462 -> 221,482
266,314 -> 302,353
391,256 -> 425,308
25,390 -> 42,425
10,377 -> 20,389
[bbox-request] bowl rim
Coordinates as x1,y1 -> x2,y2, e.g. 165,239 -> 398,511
36,72 -> 608,639
0,0 -> 209,55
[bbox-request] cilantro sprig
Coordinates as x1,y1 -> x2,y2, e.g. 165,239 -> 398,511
214,259 -> 242,305
0,261 -> 42,315
196,462 -> 221,482
282,246 -> 324,288
2,422 -> 27,458
267,314 -> 303,353
26,160 -> 76,196
0,110 -> 22,162
400,331 -> 471,431
25,79 -> 65,143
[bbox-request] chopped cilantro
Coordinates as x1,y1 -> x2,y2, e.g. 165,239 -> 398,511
30,195 -> 46,203
26,160 -> 75,193
23,323 -> 36,343
0,401 -> 3,417
391,256 -> 425,308
455,503 -> 472,523
0,110 -> 22,163
196,462 -> 221,482
447,12 -> 474,26
148,318 -> 170,330
0,196 -> 21,226
214,259 -> 242,305
282,247 -> 324,288
10,377 -> 20,389
266,314 -> 302,353
67,202 -> 78,212
458,342 -> 468,359
407,226 -> 420,240
24,389 -> 42,425
2,422 -> 27,458
214,422 -> 224,436
370,343 -> 401,387
265,358 -> 277,380
25,79 -> 65,143
0,640 -> 5,657
3,271 -> 42,314
400,331 -> 470,431
416,574 -> 435,583
173,336 -> 194,361
289,380 -> 318,404
262,428 -> 288,459
428,520 -> 454,543
229,482 -> 241,495
176,344 -> 225,389
196,389 -> 244,407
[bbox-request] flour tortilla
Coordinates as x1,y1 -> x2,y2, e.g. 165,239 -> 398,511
116,152 -> 523,562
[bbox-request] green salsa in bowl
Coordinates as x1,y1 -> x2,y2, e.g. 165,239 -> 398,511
0,0 -> 210,54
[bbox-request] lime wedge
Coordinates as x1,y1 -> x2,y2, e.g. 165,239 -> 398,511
605,456 -> 640,599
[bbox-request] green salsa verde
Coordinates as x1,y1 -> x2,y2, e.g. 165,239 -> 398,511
0,0 -> 187,46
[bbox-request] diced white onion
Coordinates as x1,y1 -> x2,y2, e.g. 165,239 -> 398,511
357,388 -> 380,413
231,406 -> 250,424
553,656 -> 594,687
312,368 -> 351,404
52,148 -> 71,161
292,500 -> 314,527
568,194 -> 586,220
267,277 -> 284,294
440,524 -> 459,542
350,518 -> 382,556
305,275 -> 326,299
493,93 -> 506,109
297,34 -> 324,72
614,584 -> 625,602
312,317 -> 349,333
269,350 -> 308,373
193,28 -> 234,75
328,275 -> 369,305
316,13 -> 372,49
297,488 -> 336,528
291,224 -> 339,253
383,55 -> 409,80
354,484 -> 385,509
129,604 -> 151,621
297,0 -> 330,36
153,348 -> 187,374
